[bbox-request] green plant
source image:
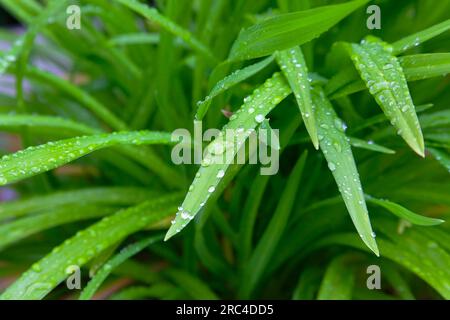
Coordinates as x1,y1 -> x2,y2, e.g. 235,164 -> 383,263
0,0 -> 449,300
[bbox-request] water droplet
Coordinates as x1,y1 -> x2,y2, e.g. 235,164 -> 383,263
216,170 -> 225,178
328,162 -> 336,171
208,186 -> 215,193
255,114 -> 265,123
181,211 -> 191,220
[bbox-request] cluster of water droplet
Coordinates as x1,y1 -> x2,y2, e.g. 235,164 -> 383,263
167,73 -> 292,238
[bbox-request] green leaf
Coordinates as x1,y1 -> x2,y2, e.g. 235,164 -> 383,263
392,19 -> 450,55
427,148 -> 450,173
108,33 -> 160,46
399,53 -> 450,81
240,151 -> 308,298
109,284 -> 176,300
165,72 -> 291,241
317,255 -> 355,300
0,0 -> 69,75
315,230 -> 450,299
164,269 -> 219,299
349,137 -> 395,154
276,47 -> 319,149
229,0 -> 368,60
0,194 -> 182,300
347,37 -> 425,156
292,267 -> 323,300
24,67 -> 128,131
0,205 -> 115,250
0,187 -> 157,220
79,235 -> 163,300
365,195 -> 445,226
113,0 -> 216,62
0,131 -> 174,186
327,52 -> 450,99
312,87 -> 379,256
0,114 -> 98,136
195,55 -> 275,120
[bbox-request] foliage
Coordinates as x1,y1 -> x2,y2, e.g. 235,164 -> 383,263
0,0 -> 449,300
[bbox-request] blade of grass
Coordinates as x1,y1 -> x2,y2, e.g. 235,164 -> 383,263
392,19 -> 450,55
312,87 -> 379,256
0,193 -> 182,300
317,255 -> 355,300
109,284 -> 176,300
427,147 -> 450,173
229,0 -> 368,60
0,114 -> 98,136
0,131 -> 174,186
311,227 -> 450,299
365,195 -> 445,226
79,234 -> 163,300
0,205 -> 116,250
239,151 -> 308,298
349,137 -> 395,154
113,0 -> 216,63
108,33 -> 160,46
195,55 -> 274,120
347,37 -> 425,156
276,47 -> 318,149
400,53 -> 450,81
164,269 -> 219,299
0,187 -> 157,220
292,267 -> 323,300
165,72 -> 291,240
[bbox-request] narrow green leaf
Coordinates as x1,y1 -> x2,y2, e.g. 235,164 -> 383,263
292,267 -> 322,300
195,55 -> 275,120
347,37 -> 425,156
314,230 -> 450,299
0,194 -> 182,300
0,131 -> 174,186
164,269 -> 219,300
365,195 -> 445,226
24,67 -> 128,131
399,53 -> 450,81
276,47 -> 319,149
0,0 -> 68,75
229,0 -> 368,60
328,52 -> 450,99
165,72 -> 291,240
317,255 -> 355,300
113,0 -> 216,62
0,187 -> 157,220
109,284 -> 175,300
349,137 -> 395,154
0,205 -> 115,250
79,235 -> 163,300
427,148 -> 450,173
313,87 -> 379,256
0,114 -> 98,136
392,19 -> 450,55
240,151 -> 307,298
108,33 -> 160,46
